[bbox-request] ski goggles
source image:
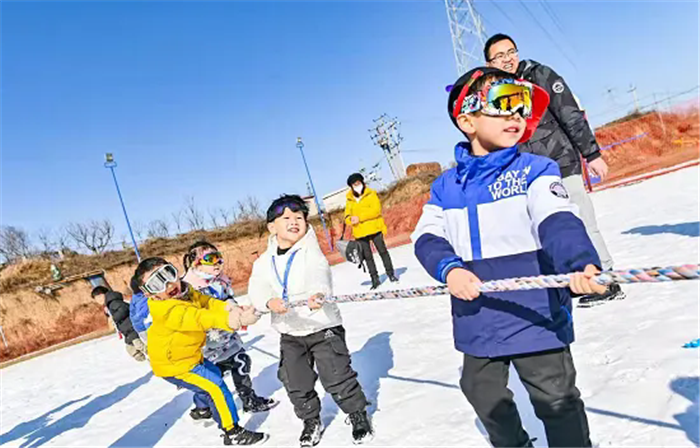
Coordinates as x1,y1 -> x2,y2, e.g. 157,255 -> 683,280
198,251 -> 224,266
141,264 -> 179,295
451,69 -> 550,143
454,78 -> 534,118
266,199 -> 309,223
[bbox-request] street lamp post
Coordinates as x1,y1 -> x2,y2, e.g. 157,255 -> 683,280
296,138 -> 333,252
104,153 -> 141,261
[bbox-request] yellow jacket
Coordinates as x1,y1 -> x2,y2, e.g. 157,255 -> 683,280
146,287 -> 233,377
344,187 -> 388,239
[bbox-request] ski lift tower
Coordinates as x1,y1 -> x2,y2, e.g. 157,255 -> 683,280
369,114 -> 406,181
444,0 -> 487,75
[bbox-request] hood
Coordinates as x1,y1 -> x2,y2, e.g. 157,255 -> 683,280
103,290 -> 125,306
454,141 -> 519,182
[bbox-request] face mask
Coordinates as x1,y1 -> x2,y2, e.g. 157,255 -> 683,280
353,185 -> 364,195
194,269 -> 217,280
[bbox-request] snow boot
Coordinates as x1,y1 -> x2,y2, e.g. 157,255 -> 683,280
190,407 -> 213,421
347,410 -> 374,444
299,417 -> 324,447
222,425 -> 268,446
578,283 -> 626,308
242,394 -> 278,413
388,273 -> 399,283
370,277 -> 381,290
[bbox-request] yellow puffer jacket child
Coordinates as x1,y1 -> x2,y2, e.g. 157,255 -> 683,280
147,286 -> 234,377
344,187 -> 387,239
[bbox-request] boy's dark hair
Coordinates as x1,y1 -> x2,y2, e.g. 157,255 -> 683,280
447,67 -> 516,133
91,285 -> 110,298
129,275 -> 141,294
266,194 -> 309,223
484,33 -> 517,62
183,240 -> 218,271
347,173 -> 364,187
131,257 -> 169,291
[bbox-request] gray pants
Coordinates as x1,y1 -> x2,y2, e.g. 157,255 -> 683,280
562,174 -> 613,270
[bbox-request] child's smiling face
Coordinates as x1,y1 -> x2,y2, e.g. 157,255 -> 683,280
268,207 -> 307,249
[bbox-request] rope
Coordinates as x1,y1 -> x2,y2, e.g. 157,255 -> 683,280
279,264 -> 699,310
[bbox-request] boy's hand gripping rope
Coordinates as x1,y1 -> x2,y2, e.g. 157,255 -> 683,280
279,264 -> 699,310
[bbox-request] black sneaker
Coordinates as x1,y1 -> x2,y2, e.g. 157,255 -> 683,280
388,274 -> 399,283
346,410 -> 374,445
222,425 -> 269,446
578,283 -> 626,308
190,407 -> 213,420
299,417 -> 324,447
242,394 -> 278,413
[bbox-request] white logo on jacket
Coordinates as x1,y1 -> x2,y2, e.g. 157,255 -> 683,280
487,167 -> 530,201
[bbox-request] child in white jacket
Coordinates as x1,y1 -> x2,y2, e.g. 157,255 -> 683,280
248,195 -> 373,447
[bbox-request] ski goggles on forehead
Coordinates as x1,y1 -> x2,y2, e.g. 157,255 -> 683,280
141,264 -> 179,294
199,251 -> 224,266
266,200 -> 308,223
455,78 -> 534,118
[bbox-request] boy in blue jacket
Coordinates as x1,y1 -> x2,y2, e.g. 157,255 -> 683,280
412,67 -> 606,448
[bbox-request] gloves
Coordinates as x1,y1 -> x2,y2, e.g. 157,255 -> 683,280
239,305 -> 260,327
126,339 -> 147,362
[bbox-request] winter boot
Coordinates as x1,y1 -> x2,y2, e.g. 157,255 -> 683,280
388,273 -> 399,283
222,425 -> 268,446
370,277 -> 381,290
347,410 -> 374,445
190,407 -> 213,421
299,417 -> 324,447
578,283 -> 626,308
242,394 -> 278,413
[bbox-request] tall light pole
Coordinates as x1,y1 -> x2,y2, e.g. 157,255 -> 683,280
104,153 -> 141,261
296,138 -> 333,252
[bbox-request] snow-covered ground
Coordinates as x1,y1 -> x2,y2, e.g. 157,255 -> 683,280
2,167 -> 698,447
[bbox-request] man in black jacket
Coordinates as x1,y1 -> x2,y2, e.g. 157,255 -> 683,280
483,33 -> 624,307
92,286 -> 147,360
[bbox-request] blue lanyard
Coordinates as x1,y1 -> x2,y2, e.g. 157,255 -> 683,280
272,250 -> 299,302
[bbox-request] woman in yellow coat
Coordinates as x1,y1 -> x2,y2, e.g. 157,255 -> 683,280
344,173 -> 397,289
132,257 -> 268,446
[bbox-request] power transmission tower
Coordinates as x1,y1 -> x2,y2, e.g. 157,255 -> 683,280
369,114 -> 406,181
628,84 -> 640,113
444,0 -> 488,75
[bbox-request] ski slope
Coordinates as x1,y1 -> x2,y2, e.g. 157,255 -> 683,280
1,167 -> 698,447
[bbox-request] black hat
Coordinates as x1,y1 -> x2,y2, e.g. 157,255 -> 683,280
347,173 -> 364,187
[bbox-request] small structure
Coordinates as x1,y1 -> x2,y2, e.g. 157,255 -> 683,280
323,187 -> 351,212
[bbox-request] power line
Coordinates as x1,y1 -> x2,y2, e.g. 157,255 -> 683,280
487,0 -> 519,29
517,0 -> 578,70
537,0 -> 580,54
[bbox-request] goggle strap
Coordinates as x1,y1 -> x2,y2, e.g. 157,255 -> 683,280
452,69 -> 483,119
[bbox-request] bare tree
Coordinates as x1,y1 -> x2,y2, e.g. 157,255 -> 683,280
55,227 -> 71,259
0,226 -> 33,263
66,220 -> 115,255
184,196 -> 205,231
236,195 -> 264,222
36,227 -> 55,255
147,219 -> 169,239
216,207 -> 235,227
132,221 -> 146,242
208,208 -> 221,229
171,209 -> 184,235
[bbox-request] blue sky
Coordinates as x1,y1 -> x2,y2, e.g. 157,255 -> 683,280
2,0 -> 698,245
